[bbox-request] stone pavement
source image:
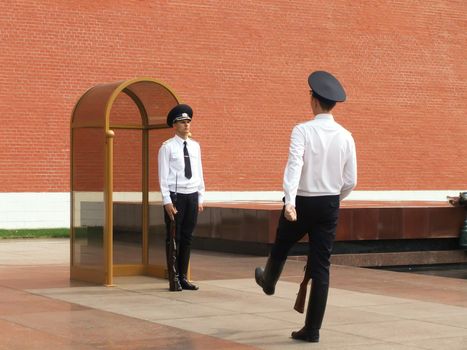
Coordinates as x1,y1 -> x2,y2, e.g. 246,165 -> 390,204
0,239 -> 466,349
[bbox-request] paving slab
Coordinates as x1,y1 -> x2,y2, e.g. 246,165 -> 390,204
1,238 -> 467,349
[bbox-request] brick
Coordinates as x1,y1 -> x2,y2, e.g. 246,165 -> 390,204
0,0 -> 465,192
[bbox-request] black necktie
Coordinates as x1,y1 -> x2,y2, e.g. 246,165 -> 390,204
183,141 -> 192,179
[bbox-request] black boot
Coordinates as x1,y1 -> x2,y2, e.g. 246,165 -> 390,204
255,256 -> 285,295
166,242 -> 182,292
178,244 -> 199,290
291,280 -> 329,342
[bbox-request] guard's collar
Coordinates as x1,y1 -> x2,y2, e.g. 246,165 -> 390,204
174,134 -> 189,144
314,113 -> 334,121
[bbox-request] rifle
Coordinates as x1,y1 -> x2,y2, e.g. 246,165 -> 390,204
168,206 -> 177,263
167,215 -> 178,283
166,176 -> 180,291
170,175 -> 178,243
294,258 -> 312,313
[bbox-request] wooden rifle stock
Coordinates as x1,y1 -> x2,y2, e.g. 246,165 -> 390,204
169,195 -> 177,257
294,259 -> 312,313
167,191 -> 178,283
170,217 -> 176,239
166,217 -> 177,280
170,190 -> 177,244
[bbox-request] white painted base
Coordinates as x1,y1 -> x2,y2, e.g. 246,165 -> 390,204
0,193 -> 70,229
0,190 -> 464,229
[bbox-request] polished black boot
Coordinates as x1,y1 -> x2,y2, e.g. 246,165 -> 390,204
178,244 -> 199,290
255,256 -> 285,295
291,280 -> 329,342
179,276 -> 199,290
166,243 -> 182,292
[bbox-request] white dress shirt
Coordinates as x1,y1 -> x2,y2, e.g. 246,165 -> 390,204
158,135 -> 205,205
283,113 -> 357,206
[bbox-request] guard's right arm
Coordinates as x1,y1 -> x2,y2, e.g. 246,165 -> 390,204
283,125 -> 305,207
158,144 -> 172,205
158,144 -> 178,220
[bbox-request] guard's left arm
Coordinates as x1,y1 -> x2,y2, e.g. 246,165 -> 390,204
197,143 -> 205,212
341,137 -> 357,200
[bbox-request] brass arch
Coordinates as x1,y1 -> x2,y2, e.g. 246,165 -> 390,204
103,77 -> 180,130
70,77 -> 181,285
71,77 -> 180,129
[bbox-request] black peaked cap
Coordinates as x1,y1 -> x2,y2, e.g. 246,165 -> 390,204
308,71 -> 346,102
167,104 -> 193,127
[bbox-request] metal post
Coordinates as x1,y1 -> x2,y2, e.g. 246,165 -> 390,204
455,192 -> 467,250
459,209 -> 467,250
105,130 -> 115,286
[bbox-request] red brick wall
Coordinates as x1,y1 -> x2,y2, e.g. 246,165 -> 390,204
1,0 -> 466,193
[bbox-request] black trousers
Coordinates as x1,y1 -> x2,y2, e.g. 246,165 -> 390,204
164,192 -> 199,252
270,195 -> 340,283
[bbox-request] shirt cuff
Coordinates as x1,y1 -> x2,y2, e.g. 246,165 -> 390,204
284,194 -> 295,207
162,194 -> 172,205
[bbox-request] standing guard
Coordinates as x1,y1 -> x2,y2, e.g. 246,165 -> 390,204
158,104 -> 205,291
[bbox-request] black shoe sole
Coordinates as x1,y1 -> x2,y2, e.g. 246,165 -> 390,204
291,331 -> 319,342
255,267 -> 274,295
255,267 -> 263,287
